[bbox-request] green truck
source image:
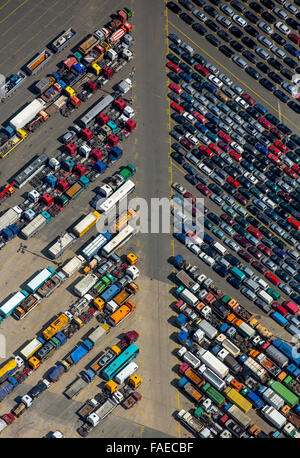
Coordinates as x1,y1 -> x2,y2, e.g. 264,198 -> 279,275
201,383 -> 225,407
267,380 -> 299,408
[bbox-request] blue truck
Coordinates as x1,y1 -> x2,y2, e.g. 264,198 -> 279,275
0,380 -> 14,402
273,338 -> 300,365
100,284 -> 121,303
48,365 -> 65,382
1,224 -> 19,241
67,338 -> 94,365
271,312 -> 288,327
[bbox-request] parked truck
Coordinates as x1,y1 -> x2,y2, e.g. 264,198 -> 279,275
21,212 -> 51,239
35,76 -> 55,94
48,232 -> 76,259
177,409 -> 203,436
0,206 -> 22,232
122,391 -> 142,409
26,50 -> 53,75
64,377 -> 88,399
86,398 -> 117,427
48,364 -> 65,382
175,270 -> 200,294
0,129 -> 28,158
72,211 -> 101,238
178,377 -> 203,403
66,338 -> 94,365
78,34 -> 99,55
179,363 -> 205,389
51,28 -> 77,52
11,395 -> 32,417
0,71 -> 27,99
78,398 -> 99,419
62,255 -> 85,277
42,313 -> 70,340
9,99 -> 45,131
13,293 -> 42,320
108,301 -> 136,327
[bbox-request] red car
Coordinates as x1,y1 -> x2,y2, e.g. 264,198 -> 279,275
230,150 -> 242,162
167,62 -> 181,73
269,145 -> 282,157
221,214 -> 234,225
180,138 -> 193,150
218,132 -> 231,144
194,113 -> 206,123
195,64 -> 210,76
184,192 -> 196,203
248,246 -> 263,259
259,117 -> 272,130
227,177 -> 240,188
288,217 -> 300,230
235,193 -> 247,205
267,152 -> 281,164
234,235 -> 249,248
242,93 -> 255,105
284,167 -> 298,178
171,102 -> 184,114
248,226 -> 263,239
238,249 -> 252,263
274,140 -> 289,153
169,82 -> 183,94
196,183 -> 211,196
203,147 -> 214,157
258,243 -> 272,257
278,190 -> 292,202
292,164 -> 300,174
265,272 -> 280,286
251,261 -> 268,274
210,143 -> 222,155
270,127 -> 284,139
289,33 -> 300,45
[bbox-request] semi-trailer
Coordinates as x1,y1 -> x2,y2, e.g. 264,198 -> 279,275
64,377 -> 88,399
262,405 -> 287,429
74,273 -> 98,297
48,232 -> 76,258
0,206 -> 22,232
61,255 -> 85,277
175,270 -> 200,294
9,99 -> 45,131
177,409 -> 203,436
26,50 -> 53,75
21,212 -> 51,239
51,28 -> 77,53
72,211 -> 101,237
81,231 -> 112,260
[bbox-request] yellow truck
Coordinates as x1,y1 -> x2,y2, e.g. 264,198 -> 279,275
0,129 -> 28,158
72,211 -> 100,237
225,387 -> 252,414
128,374 -> 142,389
19,338 -> 44,360
42,313 -> 69,340
105,380 -> 118,394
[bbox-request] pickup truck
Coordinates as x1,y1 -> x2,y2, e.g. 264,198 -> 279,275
122,391 -> 142,409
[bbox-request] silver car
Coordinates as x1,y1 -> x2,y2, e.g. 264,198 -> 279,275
258,21 -> 273,35
224,237 -> 240,252
232,55 -> 248,68
255,47 -> 270,60
233,14 -> 247,27
205,63 -> 219,75
217,15 -> 232,28
274,7 -> 288,20
284,2 -> 299,15
258,35 -> 273,48
272,46 -> 286,59
219,74 -> 233,86
231,84 -> 243,95
193,9 -> 207,21
220,4 -> 234,16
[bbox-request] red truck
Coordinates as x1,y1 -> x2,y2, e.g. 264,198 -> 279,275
122,392 -> 142,409
121,330 -> 139,347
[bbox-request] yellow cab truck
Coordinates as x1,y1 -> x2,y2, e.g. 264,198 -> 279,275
105,380 -> 118,394
42,313 -> 70,340
128,374 -> 142,389
127,252 -> 138,265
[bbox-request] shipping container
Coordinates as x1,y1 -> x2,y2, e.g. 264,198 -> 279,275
225,388 -> 252,413
72,211 -> 101,237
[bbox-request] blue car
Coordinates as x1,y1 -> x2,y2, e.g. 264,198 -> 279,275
241,160 -> 255,172
254,103 -> 267,115
197,124 -> 208,134
174,232 -> 187,244
273,246 -> 286,259
203,81 -> 217,94
256,143 -> 268,154
183,163 -> 197,175
169,43 -> 182,55
205,112 -> 218,124
181,92 -> 195,104
179,71 -> 193,83
285,43 -> 300,58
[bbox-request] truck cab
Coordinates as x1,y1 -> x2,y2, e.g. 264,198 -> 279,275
128,374 -> 142,389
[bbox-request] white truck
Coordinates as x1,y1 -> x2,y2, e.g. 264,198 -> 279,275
48,232 -> 76,258
117,78 -> 132,94
177,409 -> 203,436
62,255 -> 85,278
21,213 -> 49,239
87,398 -> 117,427
74,273 -> 98,297
114,362 -> 138,384
0,206 -> 22,232
178,288 -> 199,308
9,99 -> 45,130
262,405 -> 287,429
197,349 -> 229,379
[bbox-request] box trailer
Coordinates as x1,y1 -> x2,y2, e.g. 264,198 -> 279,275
9,99 -> 45,131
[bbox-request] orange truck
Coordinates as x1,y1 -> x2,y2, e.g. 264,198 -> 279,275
108,301 -> 135,327
113,283 -> 139,306
179,363 -> 205,389
78,34 -> 99,55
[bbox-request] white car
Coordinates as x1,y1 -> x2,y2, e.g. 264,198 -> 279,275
244,172 -> 258,185
230,141 -> 243,154
172,182 -> 186,195
235,96 -> 249,109
205,63 -> 219,75
258,21 -> 273,35
189,243 -> 201,255
199,252 -> 215,266
272,46 -> 286,59
275,21 -> 291,35
224,238 -> 239,252
284,2 -> 299,15
232,14 -> 247,27
193,9 -> 207,21
185,133 -> 198,145
183,112 -> 195,123
219,74 -> 233,86
208,75 -> 223,88
274,7 -> 289,20
209,194 -> 223,206
198,163 -> 212,176
282,81 -> 296,95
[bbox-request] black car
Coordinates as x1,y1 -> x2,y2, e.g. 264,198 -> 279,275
249,2 -> 264,14
193,0 -> 206,5
268,72 -> 283,84
185,174 -> 198,185
171,151 -> 185,164
291,135 -> 300,147
239,111 -> 252,123
180,13 -> 195,25
284,57 -> 298,69
192,23 -> 207,35
231,0 -> 247,13
206,34 -> 221,46
274,90 -> 289,103
217,29 -> 231,42
245,66 -> 261,80
259,78 -> 275,91
245,25 -> 259,37
178,0 -> 194,9
243,50 -> 257,63
230,40 -> 244,52
277,123 -> 292,135
224,253 -> 240,267
227,276 -> 242,289
245,135 -> 257,146
265,113 -> 280,125
206,19 -> 220,32
242,36 -> 256,49
168,72 -> 182,84
286,17 -> 300,30
288,101 -> 300,114
219,45 -> 234,57
204,5 -> 218,17
261,0 -> 275,7
268,58 -> 283,71
223,182 -> 236,195
256,61 -> 270,74
246,107 -> 261,119
244,11 -> 259,24
169,43 -> 183,55
271,32 -> 286,46
230,26 -> 244,39
262,11 -> 276,23
167,1 -> 182,14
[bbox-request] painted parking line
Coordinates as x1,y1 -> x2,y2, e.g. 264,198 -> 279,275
0,0 -> 29,26
0,0 -> 12,12
168,20 -> 300,133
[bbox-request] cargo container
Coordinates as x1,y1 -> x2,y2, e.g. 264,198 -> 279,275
74,273 -> 98,297
246,390 -> 264,409
183,351 -> 201,370
0,206 -> 22,232
26,50 -> 52,75
177,287 -> 199,308
48,232 -> 76,258
202,382 -> 226,407
225,388 -> 252,413
20,337 -> 45,360
198,364 -> 226,391
261,386 -> 285,410
179,363 -> 205,388
196,320 -> 218,340
262,405 -> 287,429
100,284 -> 121,303
62,255 -> 84,278
224,354 -> 241,375
21,212 -> 51,239
72,211 -> 101,237
243,356 -> 269,383
81,231 -> 112,260
268,380 -> 299,408
178,377 -> 203,402
198,350 -> 229,379
222,339 -> 240,358
51,28 -> 77,52
87,325 -> 110,345
266,345 -> 289,368
227,404 -> 251,429
9,99 -> 45,131
42,313 -> 69,340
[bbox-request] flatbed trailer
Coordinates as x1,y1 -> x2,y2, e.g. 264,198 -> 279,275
51,28 -> 77,52
37,275 -> 62,298
26,50 -> 53,75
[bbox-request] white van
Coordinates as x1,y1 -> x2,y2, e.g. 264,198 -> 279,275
257,289 -> 273,305
213,242 -> 227,256
243,278 -> 260,293
199,252 -> 215,267
254,276 -> 268,290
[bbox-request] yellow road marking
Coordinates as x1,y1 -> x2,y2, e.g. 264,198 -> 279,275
0,0 -> 28,26
0,0 -> 12,12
